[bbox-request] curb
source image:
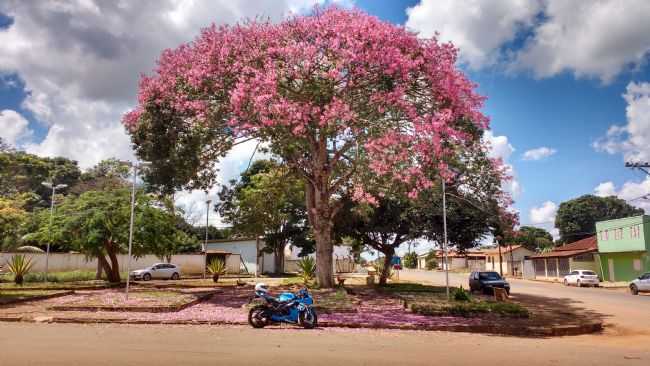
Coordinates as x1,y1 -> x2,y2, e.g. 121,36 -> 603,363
0,290 -> 75,307
47,291 -> 216,313
0,315 -> 602,337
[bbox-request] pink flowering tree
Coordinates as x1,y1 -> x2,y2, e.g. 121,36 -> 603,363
124,8 -> 493,287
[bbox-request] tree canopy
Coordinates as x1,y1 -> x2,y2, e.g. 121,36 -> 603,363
513,226 -> 554,252
555,194 -> 643,243
217,160 -> 313,273
124,7 -> 500,287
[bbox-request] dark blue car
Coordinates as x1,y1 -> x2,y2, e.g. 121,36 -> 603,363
469,271 -> 510,295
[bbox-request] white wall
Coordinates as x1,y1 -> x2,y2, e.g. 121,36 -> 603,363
206,240 -> 264,274
0,252 -> 210,274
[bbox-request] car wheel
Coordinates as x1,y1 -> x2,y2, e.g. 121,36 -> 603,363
171,272 -> 180,280
563,279 -> 568,286
143,273 -> 151,281
630,284 -> 639,295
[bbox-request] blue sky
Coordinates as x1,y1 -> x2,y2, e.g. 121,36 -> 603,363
2,0 -> 650,238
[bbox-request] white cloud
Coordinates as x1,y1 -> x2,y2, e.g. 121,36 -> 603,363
593,178 -> 650,213
594,81 -> 650,162
405,0 -> 541,69
529,201 -> 557,225
522,146 -> 556,161
0,109 -> 33,146
483,130 -> 521,198
0,0 -> 326,168
515,1 -> 650,83
406,0 -> 650,82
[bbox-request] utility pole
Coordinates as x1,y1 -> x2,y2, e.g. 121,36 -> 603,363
41,181 -> 68,282
125,161 -> 150,300
204,198 -> 212,280
497,237 -> 503,277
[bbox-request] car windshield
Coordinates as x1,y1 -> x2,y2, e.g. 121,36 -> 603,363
479,272 -> 501,280
582,271 -> 596,275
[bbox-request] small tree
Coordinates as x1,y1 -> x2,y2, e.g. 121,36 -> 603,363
403,252 -> 418,269
424,250 -> 438,270
6,254 -> 34,285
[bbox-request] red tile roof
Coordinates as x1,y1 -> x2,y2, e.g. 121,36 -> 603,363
482,245 -> 525,255
530,236 -> 597,259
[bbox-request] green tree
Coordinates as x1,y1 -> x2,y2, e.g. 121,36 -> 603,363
24,189 -> 192,282
0,151 -> 80,209
217,160 -> 312,274
71,158 -> 131,194
555,195 -> 643,243
403,252 -> 418,269
0,194 -> 30,250
513,226 -> 554,252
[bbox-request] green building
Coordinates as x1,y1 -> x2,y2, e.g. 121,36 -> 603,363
596,215 -> 650,282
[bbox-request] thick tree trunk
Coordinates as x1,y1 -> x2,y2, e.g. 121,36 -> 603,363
379,247 -> 395,286
305,179 -> 334,288
274,245 -> 284,275
104,241 -> 121,283
95,257 -> 104,280
97,254 -> 112,282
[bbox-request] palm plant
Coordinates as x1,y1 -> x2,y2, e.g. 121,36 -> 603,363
296,256 -> 316,286
207,259 -> 227,283
6,254 -> 35,285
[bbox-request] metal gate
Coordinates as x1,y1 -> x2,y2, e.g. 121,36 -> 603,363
534,259 -> 546,277
558,258 -> 570,277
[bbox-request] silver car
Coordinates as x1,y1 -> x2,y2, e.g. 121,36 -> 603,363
630,272 -> 650,295
130,263 -> 181,281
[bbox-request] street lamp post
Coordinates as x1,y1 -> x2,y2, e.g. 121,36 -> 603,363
204,199 -> 212,280
125,161 -> 150,300
41,182 -> 68,282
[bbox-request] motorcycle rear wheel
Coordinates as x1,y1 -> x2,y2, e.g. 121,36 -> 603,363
248,305 -> 270,328
298,308 -> 318,329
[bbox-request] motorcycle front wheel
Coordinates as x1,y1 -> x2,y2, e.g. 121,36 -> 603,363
298,308 -> 318,329
248,305 -> 270,328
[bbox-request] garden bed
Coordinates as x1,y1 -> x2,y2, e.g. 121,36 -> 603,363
47,289 -> 216,313
0,290 -> 74,306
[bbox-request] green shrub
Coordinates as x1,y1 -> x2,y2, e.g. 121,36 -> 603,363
403,252 -> 418,269
411,300 -> 529,318
424,250 -> 438,270
452,286 -> 471,302
6,255 -> 35,285
297,257 -> 316,285
22,270 -> 97,283
207,259 -> 227,283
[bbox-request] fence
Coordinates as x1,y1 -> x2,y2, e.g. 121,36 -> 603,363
0,252 -> 240,275
284,257 -> 358,274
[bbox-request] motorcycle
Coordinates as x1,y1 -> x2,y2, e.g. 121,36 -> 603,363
248,284 -> 318,329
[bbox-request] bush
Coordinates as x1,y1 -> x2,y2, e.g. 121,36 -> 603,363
6,254 -> 35,285
403,252 -> 418,269
410,300 -> 529,318
297,257 -> 316,285
452,286 -> 471,302
424,250 -> 438,270
207,259 -> 227,283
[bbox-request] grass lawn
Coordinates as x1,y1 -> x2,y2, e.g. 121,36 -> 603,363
311,288 -> 357,313
379,282 -> 529,318
0,290 -> 71,305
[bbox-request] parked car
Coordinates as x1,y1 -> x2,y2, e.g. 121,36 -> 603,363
130,263 -> 181,281
469,271 -> 510,294
629,272 -> 650,295
563,270 -> 600,287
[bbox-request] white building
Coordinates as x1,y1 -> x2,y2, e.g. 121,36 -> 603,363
483,245 -> 534,276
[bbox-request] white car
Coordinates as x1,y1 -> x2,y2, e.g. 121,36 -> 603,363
629,272 -> 650,295
563,270 -> 600,287
130,263 -> 181,281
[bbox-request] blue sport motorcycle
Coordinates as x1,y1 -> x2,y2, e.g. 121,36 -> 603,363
248,284 -> 318,329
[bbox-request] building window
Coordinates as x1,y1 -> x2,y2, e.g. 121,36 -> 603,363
633,259 -> 642,271
603,230 -> 609,240
631,225 -> 640,238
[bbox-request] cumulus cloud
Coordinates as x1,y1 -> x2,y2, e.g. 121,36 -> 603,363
522,146 -> 556,161
529,201 -> 557,225
0,0 -> 327,168
405,0 -> 541,69
593,178 -> 650,213
0,109 -> 32,146
593,82 -> 650,162
483,130 -> 521,198
515,1 -> 650,83
406,0 -> 650,82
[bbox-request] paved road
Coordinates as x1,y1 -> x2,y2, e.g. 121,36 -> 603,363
399,269 -> 650,333
0,322 -> 648,366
